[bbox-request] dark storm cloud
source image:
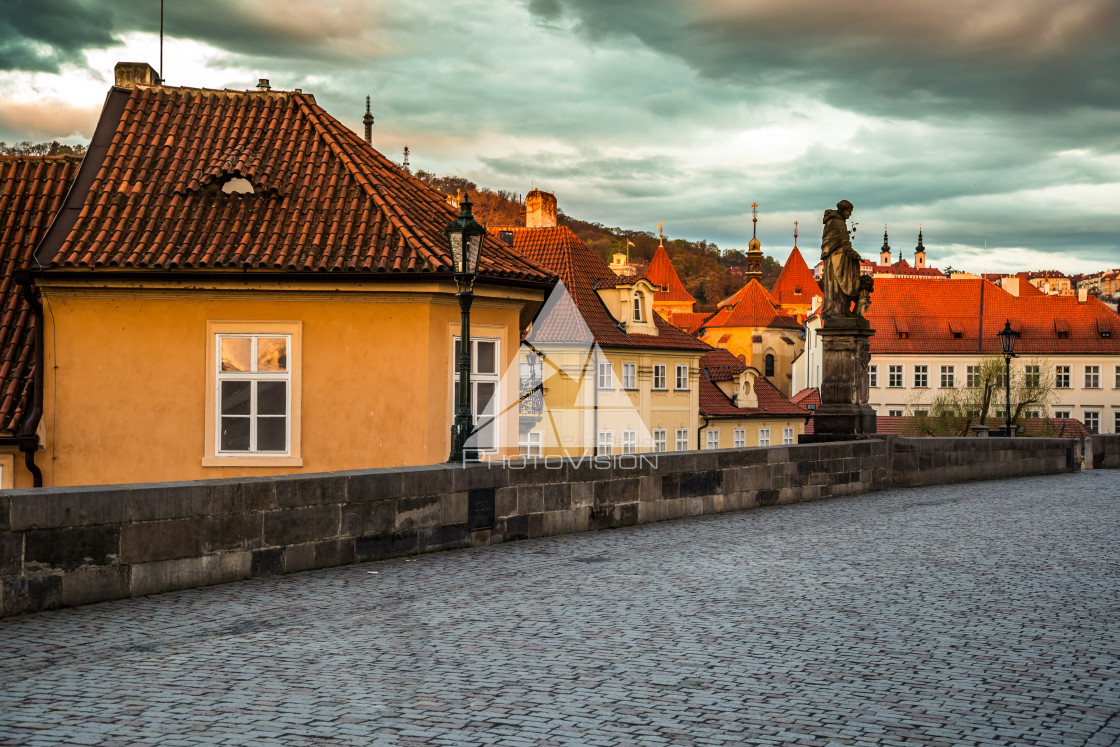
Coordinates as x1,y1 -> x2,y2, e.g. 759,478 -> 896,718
528,0 -> 1120,122
0,0 -> 117,71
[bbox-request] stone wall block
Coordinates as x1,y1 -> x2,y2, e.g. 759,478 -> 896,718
509,461 -> 567,486
355,532 -> 417,560
0,533 -> 22,576
341,499 -> 395,537
678,470 -> 723,498
637,500 -> 665,524
571,482 -> 595,509
250,548 -> 284,576
594,478 -> 640,506
0,494 -> 9,531
542,483 -> 572,512
130,552 -> 251,598
495,487 -> 517,518
440,492 -> 469,525
527,513 -> 546,538
11,489 -> 130,530
264,505 -> 341,546
2,575 -> 62,616
283,539 -> 354,573
614,502 -> 638,527
203,512 -> 264,553
419,524 -> 470,552
120,518 -> 203,564
130,484 -> 208,522
394,495 -> 440,532
516,485 -> 544,515
502,515 -> 529,541
451,463 -> 507,492
207,478 -> 276,516
638,475 -> 661,503
686,496 -> 704,516
348,471 -> 404,503
61,566 -> 130,607
399,465 -> 453,497
24,526 -> 120,571
274,475 -> 348,509
543,508 -> 589,536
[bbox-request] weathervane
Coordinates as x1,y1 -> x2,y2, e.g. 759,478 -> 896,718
794,220 -> 799,248
658,221 -> 664,246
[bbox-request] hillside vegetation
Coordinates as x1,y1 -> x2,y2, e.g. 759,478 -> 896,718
415,171 -> 783,310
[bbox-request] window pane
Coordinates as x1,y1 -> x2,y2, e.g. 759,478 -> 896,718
257,381 -> 287,416
471,417 -> 495,450
476,382 -> 497,416
257,338 -> 287,371
257,416 -> 287,451
221,381 -> 251,415
220,337 -> 251,372
220,416 -> 250,451
475,341 -> 497,375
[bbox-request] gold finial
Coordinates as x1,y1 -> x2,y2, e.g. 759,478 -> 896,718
794,220 -> 798,248
658,221 -> 664,247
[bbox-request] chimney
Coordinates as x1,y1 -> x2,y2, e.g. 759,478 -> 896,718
1078,287 -> 1088,304
114,62 -> 161,89
525,189 -> 557,228
257,78 -> 271,91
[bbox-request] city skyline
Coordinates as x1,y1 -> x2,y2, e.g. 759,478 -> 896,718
1,0 -> 1117,275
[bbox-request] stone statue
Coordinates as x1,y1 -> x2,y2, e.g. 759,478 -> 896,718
820,200 -> 873,323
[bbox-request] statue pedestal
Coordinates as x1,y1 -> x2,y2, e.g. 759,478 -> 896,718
805,324 -> 877,440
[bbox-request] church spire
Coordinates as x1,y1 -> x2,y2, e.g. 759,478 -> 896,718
363,95 -> 374,145
914,224 -> 926,269
880,223 -> 891,266
745,201 -> 763,282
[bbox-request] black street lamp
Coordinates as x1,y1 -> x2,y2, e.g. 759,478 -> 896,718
446,196 -> 486,463
997,319 -> 1020,437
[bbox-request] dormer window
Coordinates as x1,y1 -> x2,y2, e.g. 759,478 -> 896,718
633,292 -> 643,322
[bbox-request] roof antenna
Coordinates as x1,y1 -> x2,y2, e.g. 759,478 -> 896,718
402,145 -> 410,174
159,0 -> 164,83
363,96 -> 374,146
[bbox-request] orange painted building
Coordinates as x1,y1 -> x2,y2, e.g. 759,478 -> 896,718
11,64 -> 553,488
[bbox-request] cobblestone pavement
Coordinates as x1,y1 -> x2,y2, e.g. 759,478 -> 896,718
3,471 -> 1120,747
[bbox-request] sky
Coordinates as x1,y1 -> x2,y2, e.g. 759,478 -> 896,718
1,0 -> 1118,275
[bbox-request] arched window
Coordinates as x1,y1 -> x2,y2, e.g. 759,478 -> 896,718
764,354 -> 775,377
632,292 -> 643,322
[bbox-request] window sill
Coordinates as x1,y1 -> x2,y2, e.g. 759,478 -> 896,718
674,388 -> 690,393
652,388 -> 668,392
203,455 -> 303,467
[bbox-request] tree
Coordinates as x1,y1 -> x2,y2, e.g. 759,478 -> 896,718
905,356 -> 1055,436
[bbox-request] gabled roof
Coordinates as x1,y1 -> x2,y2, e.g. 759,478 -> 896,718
507,226 -> 710,351
867,277 -> 1120,355
35,84 -> 550,283
700,348 -> 747,381
770,247 -> 821,307
643,244 -> 696,305
666,311 -> 710,334
698,368 -> 809,419
789,388 -> 821,409
704,279 -> 801,330
0,155 -> 81,433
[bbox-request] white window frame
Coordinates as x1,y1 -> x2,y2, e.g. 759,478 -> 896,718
758,428 -> 771,447
939,365 -> 955,388
706,430 -> 719,449
1114,410 -> 1120,433
888,409 -> 904,417
782,427 -> 794,445
632,293 -> 643,322
1085,365 -> 1100,389
204,321 -> 302,467
868,364 -> 878,388
674,428 -> 689,451
1115,364 -> 1120,389
675,364 -> 689,390
452,336 -> 502,454
519,430 -> 542,458
653,364 -> 667,391
653,429 -> 667,452
966,365 -> 981,388
1054,409 -> 1071,419
1055,365 -> 1071,389
596,430 -> 613,455
621,429 -> 638,455
1024,364 -> 1041,388
622,362 -> 637,390
888,365 -> 903,388
1084,410 -> 1100,433
913,365 -> 928,388
597,360 -> 613,390
733,428 -> 746,448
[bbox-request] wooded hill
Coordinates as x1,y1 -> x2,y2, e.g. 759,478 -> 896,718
415,171 -> 783,311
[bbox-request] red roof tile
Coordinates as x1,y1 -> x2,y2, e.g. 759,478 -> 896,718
666,311 -> 711,334
36,85 -> 550,283
700,348 -> 747,381
770,247 -> 821,307
698,369 -> 810,419
867,277 -> 1120,355
790,387 -> 821,409
704,279 -> 801,330
0,155 -> 81,433
508,226 -> 710,351
643,244 -> 696,305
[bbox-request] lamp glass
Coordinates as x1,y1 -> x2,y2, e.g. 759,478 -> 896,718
998,320 -> 1018,355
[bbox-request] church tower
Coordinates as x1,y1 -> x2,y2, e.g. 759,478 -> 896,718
745,202 -> 763,282
880,224 -> 891,266
914,225 -> 926,269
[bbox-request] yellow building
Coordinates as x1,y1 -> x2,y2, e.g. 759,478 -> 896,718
494,193 -> 712,456
13,64 -> 552,487
697,349 -> 809,448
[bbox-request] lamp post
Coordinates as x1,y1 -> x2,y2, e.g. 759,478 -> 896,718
997,319 -> 1020,437
446,196 -> 486,464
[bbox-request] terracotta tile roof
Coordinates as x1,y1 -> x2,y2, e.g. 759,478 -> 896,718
508,226 -> 710,351
867,277 -> 1120,355
770,247 -> 821,307
643,244 -> 696,305
704,279 -> 801,330
665,311 -> 711,333
593,274 -> 639,289
789,387 -> 821,409
0,155 -> 81,434
700,348 -> 747,381
35,85 -> 550,283
698,368 -> 810,419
